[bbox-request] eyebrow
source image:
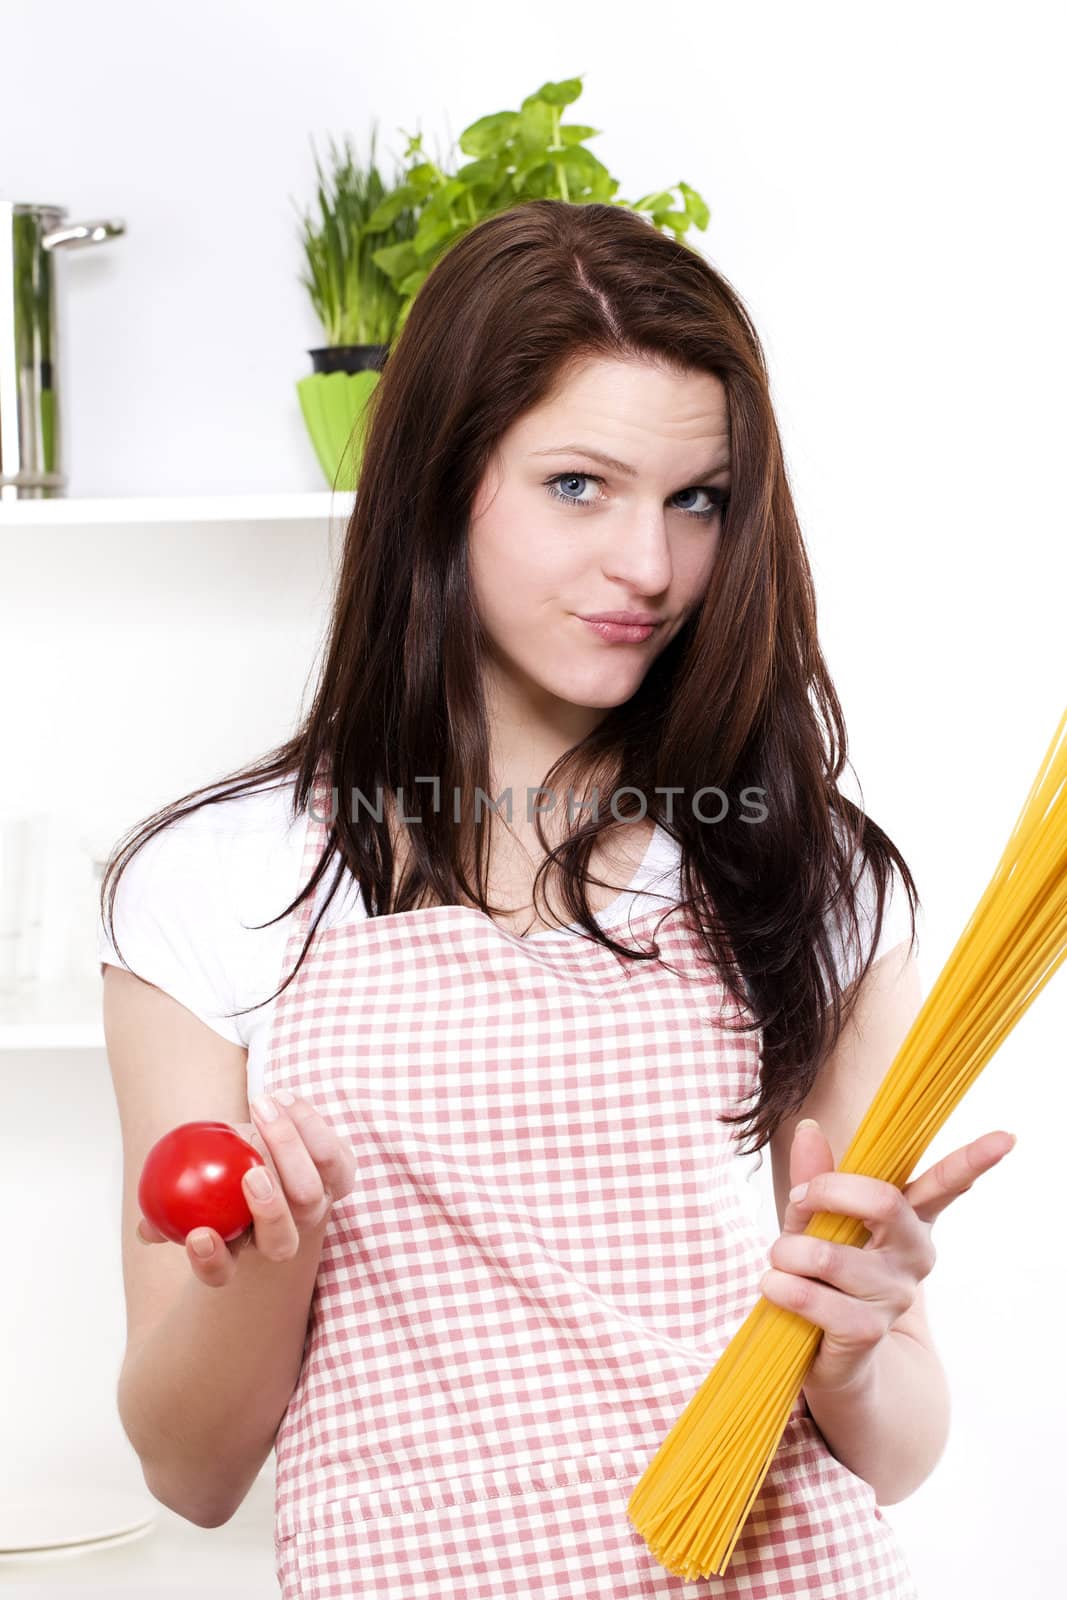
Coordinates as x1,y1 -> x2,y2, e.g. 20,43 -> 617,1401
528,443 -> 731,480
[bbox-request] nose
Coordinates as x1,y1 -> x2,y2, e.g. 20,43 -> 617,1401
598,511 -> 674,599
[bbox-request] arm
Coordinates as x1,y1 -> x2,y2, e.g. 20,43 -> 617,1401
119,1212 -> 329,1527
801,1319 -> 951,1504
770,942 -> 946,1504
766,941 -> 1013,1504
103,962 -> 347,1530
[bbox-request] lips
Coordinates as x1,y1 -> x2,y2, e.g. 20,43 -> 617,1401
580,617 -> 658,644
579,611 -> 664,625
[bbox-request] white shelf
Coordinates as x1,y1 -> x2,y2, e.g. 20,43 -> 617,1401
0,489 -> 356,527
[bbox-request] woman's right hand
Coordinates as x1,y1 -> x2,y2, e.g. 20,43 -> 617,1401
136,1093 -> 357,1287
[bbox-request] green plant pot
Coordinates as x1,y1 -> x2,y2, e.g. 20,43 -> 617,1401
296,369 -> 381,491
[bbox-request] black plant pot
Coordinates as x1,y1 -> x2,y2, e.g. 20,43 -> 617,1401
309,344 -> 390,376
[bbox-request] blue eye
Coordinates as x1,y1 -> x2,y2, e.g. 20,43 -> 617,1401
543,471 -> 729,521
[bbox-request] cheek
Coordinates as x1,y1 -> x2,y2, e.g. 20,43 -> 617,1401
469,515 -> 576,615
678,531 -> 721,600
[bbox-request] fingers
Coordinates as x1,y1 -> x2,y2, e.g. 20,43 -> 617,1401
138,1092 -> 355,1285
249,1091 -> 354,1249
269,1094 -> 358,1211
903,1130 -> 1017,1226
788,1170 -> 905,1230
185,1225 -> 240,1286
136,1213 -> 241,1288
183,1161 -> 295,1282
786,1170 -> 934,1273
786,1129 -> 1017,1266
780,1120 -> 836,1235
767,1230 -> 915,1323
759,1258 -> 895,1353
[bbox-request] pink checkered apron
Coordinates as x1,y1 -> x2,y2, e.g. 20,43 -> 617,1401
264,771 -> 919,1598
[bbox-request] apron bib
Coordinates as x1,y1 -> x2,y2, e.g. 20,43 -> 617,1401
263,768 -> 918,1598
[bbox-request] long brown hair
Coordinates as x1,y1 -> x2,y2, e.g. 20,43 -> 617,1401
101,197 -> 918,1158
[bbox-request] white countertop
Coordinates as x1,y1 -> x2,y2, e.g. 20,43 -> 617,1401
0,1460 -> 279,1597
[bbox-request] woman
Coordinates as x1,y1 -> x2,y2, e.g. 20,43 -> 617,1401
101,199 -> 1014,1597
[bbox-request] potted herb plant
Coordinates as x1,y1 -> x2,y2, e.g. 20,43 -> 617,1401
295,78 -> 711,490
365,75 -> 711,340
293,123 -> 417,491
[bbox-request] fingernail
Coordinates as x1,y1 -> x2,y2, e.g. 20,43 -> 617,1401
796,1119 -> 818,1132
789,1182 -> 809,1203
253,1094 -> 278,1122
190,1232 -> 213,1257
245,1166 -> 274,1200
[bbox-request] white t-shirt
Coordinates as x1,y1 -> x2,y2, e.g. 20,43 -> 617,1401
96,779 -> 920,1106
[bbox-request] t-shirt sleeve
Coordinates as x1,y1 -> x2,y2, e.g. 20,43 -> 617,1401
96,817 -> 246,1048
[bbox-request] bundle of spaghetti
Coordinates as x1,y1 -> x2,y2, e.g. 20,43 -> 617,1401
627,703 -> 1067,1580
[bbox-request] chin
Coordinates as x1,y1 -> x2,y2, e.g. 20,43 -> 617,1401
549,669 -> 645,710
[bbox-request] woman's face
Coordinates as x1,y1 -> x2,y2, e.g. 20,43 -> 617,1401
467,355 -> 731,733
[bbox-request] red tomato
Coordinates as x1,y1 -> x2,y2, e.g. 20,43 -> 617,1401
138,1120 -> 267,1245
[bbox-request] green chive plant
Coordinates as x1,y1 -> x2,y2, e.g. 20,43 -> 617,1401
295,122 -> 418,348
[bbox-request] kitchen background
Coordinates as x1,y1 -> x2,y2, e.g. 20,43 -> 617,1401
0,0 -> 1064,1594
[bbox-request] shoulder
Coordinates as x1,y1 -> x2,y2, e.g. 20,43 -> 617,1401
168,777 -> 307,841
183,779 -> 312,888
102,779 -> 309,927
98,775 -> 310,1045
823,812 -> 922,990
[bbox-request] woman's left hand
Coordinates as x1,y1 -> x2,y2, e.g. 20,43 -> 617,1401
759,1118 -> 1017,1393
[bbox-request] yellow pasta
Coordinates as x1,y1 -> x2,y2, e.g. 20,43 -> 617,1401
627,703 -> 1067,1579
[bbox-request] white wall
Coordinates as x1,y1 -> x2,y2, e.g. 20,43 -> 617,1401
2,1 -> 1065,1594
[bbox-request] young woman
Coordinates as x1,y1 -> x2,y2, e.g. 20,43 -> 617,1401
101,199 -> 1014,1598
